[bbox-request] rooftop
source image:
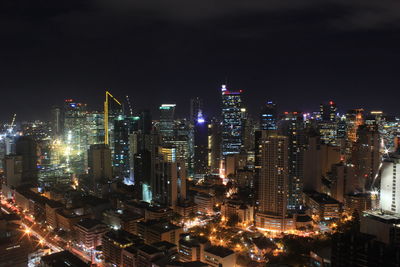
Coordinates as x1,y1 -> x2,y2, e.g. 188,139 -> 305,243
41,250 -> 90,267
205,246 -> 234,258
138,244 -> 162,255
76,218 -> 104,230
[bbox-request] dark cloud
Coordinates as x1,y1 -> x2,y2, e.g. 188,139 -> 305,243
0,0 -> 399,121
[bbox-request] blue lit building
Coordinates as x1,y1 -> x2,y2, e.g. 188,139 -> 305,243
113,115 -> 139,183
221,85 -> 244,156
260,101 -> 277,130
193,110 -> 208,176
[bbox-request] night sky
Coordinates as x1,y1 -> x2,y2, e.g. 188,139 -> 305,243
1,0 -> 400,121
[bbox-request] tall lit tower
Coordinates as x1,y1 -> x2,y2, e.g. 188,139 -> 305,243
221,85 -> 243,156
260,101 -> 277,130
320,101 -> 337,122
193,111 -> 208,177
159,104 -> 176,140
380,152 -> 400,214
190,97 -> 203,123
255,131 -> 292,231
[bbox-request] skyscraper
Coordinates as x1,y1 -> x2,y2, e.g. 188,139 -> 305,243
159,104 -> 176,141
193,111 -> 208,176
380,152 -> 400,214
190,97 -> 203,123
113,115 -> 139,183
278,111 -> 305,210
260,101 -> 277,130
63,99 -> 88,174
255,131 -> 293,231
320,101 -> 337,122
221,85 -> 244,156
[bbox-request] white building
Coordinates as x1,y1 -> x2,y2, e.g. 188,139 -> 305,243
380,153 -> 400,214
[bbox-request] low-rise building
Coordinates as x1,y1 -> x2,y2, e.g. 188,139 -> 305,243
194,193 -> 215,214
204,246 -> 236,267
40,250 -> 90,267
137,220 -> 183,245
303,191 -> 341,220
75,218 -> 108,249
178,234 -> 210,262
221,199 -> 254,225
102,230 -> 143,266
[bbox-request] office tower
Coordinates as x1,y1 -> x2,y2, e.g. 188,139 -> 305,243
303,136 -> 341,193
278,111 -> 305,210
3,155 -> 23,187
50,105 -> 63,138
138,109 -> 153,134
190,97 -> 203,123
113,115 -> 139,183
86,111 -> 104,145
320,101 -> 337,122
221,84 -> 244,156
255,131 -> 293,231
346,109 -> 364,144
351,125 -> 381,191
172,119 -> 192,172
152,147 -> 186,208
260,101 -> 277,130
193,111 -> 208,177
159,104 -> 176,140
380,152 -> 400,214
88,144 -> 112,183
208,118 -> 222,174
63,99 -> 88,174
15,136 -> 38,185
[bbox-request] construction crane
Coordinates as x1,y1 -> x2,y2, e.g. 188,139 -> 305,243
104,90 -> 121,145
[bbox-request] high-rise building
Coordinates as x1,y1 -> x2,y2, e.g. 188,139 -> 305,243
3,155 -> 23,187
113,115 -> 139,183
50,105 -> 63,138
88,144 -> 112,184
320,101 -> 337,122
152,146 -> 187,208
193,111 -> 208,177
351,125 -> 381,191
159,104 -> 176,141
63,99 -> 88,174
278,111 -> 306,210
15,136 -> 38,185
380,152 -> 400,214
208,118 -> 222,175
190,97 -> 203,123
260,101 -> 277,130
221,85 -> 244,156
255,131 -> 293,231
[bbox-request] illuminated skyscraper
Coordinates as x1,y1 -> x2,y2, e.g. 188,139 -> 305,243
193,111 -> 208,176
113,115 -> 139,183
260,101 -> 277,130
152,146 -> 187,208
279,111 -> 305,210
221,85 -> 244,156
380,152 -> 400,214
159,104 -> 176,140
63,99 -> 88,174
255,131 -> 293,231
190,97 -> 203,123
208,118 -> 222,174
320,101 -> 337,122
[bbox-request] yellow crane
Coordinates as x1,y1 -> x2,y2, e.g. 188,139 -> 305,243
104,90 -> 121,145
